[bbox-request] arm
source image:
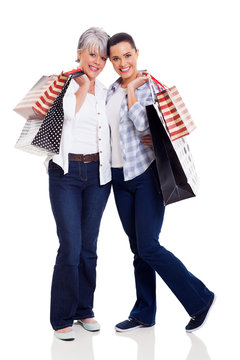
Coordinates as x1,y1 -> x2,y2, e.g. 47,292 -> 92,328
127,73 -> 149,109
73,74 -> 90,113
126,74 -> 153,131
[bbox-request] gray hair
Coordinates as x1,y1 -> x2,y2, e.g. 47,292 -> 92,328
76,27 -> 110,62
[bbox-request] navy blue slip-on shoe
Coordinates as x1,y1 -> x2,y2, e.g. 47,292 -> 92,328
115,318 -> 152,332
185,294 -> 216,333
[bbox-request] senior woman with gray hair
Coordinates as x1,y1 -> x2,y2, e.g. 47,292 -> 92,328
47,27 -> 111,341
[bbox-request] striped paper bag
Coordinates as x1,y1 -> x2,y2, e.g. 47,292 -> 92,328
32,73 -> 68,117
156,86 -> 196,141
13,69 -> 83,120
13,75 -> 65,120
33,70 -> 83,117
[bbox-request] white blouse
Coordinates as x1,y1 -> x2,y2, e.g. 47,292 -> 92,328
69,93 -> 99,154
46,78 -> 111,185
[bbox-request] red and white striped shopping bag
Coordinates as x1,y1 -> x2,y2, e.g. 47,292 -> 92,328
13,75 -> 59,120
32,73 -> 68,117
13,69 -> 83,120
147,74 -> 196,141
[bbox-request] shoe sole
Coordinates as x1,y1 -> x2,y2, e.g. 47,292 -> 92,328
55,332 -> 75,341
115,325 -> 144,332
77,320 -> 100,332
186,294 -> 216,333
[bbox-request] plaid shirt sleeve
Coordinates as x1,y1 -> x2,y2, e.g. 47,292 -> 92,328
127,80 -> 160,131
128,101 -> 153,131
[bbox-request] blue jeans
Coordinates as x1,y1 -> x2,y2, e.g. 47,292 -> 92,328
48,159 -> 111,330
112,161 -> 213,325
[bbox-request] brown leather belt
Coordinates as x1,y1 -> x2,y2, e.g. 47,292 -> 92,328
69,153 -> 99,163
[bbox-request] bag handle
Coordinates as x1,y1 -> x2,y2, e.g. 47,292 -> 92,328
63,68 -> 84,78
143,72 -> 168,90
147,75 -> 157,103
143,72 -> 170,103
143,72 -> 169,103
144,73 -> 161,103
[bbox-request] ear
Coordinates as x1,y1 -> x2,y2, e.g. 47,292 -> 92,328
136,49 -> 139,57
77,49 -> 82,62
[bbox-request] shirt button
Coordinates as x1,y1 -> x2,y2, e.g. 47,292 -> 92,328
99,126 -> 101,129
100,164 -> 103,166
97,112 -> 101,115
99,138 -> 101,141
100,151 -> 103,153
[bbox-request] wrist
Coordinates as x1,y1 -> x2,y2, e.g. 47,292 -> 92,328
79,81 -> 90,90
127,83 -> 136,92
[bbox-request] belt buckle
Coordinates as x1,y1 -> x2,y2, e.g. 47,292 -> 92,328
83,155 -> 89,163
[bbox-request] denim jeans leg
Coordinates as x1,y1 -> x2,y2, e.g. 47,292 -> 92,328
112,168 -> 157,325
134,163 -> 213,317
112,162 -> 213,324
49,162 -> 83,330
74,164 -> 111,319
49,161 -> 110,330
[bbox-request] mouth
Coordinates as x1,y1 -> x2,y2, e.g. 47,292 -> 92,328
119,66 -> 131,73
89,65 -> 99,72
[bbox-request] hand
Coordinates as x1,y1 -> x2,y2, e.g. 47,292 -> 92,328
127,72 -> 149,91
141,135 -> 153,147
74,73 -> 90,89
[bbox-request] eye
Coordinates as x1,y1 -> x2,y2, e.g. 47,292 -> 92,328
90,53 -> 96,57
101,57 -> 107,62
112,57 -> 119,62
125,53 -> 132,58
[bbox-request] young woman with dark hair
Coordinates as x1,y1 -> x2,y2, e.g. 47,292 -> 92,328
106,32 -> 215,333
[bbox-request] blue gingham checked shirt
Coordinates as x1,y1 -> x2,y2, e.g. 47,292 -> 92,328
106,75 -> 160,181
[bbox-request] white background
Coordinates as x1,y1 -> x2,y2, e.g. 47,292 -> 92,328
1,0 -> 240,359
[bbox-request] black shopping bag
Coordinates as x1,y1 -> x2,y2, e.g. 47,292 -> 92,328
146,104 -> 198,205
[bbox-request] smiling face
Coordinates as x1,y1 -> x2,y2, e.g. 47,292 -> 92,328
109,41 -> 139,83
77,47 -> 107,81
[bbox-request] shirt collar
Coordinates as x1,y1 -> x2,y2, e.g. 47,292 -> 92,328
95,79 -> 107,99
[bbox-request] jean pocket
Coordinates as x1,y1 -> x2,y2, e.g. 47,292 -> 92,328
48,160 -> 64,175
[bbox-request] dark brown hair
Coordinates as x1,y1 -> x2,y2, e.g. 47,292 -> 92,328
107,33 -> 137,57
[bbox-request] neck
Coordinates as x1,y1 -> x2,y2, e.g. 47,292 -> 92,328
88,79 -> 96,94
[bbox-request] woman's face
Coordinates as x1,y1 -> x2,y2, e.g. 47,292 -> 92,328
77,47 -> 107,81
109,41 -> 139,81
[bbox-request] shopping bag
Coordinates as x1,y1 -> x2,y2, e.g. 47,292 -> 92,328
13,69 -> 84,120
15,76 -> 72,156
33,69 -> 84,118
147,74 -> 196,141
13,75 -> 59,120
15,118 -> 48,156
146,103 -> 199,205
31,76 -> 72,154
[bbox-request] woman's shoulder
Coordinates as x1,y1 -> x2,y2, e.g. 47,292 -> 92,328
108,77 -> 122,91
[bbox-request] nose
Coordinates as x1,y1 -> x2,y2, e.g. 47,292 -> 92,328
94,55 -> 101,65
119,58 -> 126,67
